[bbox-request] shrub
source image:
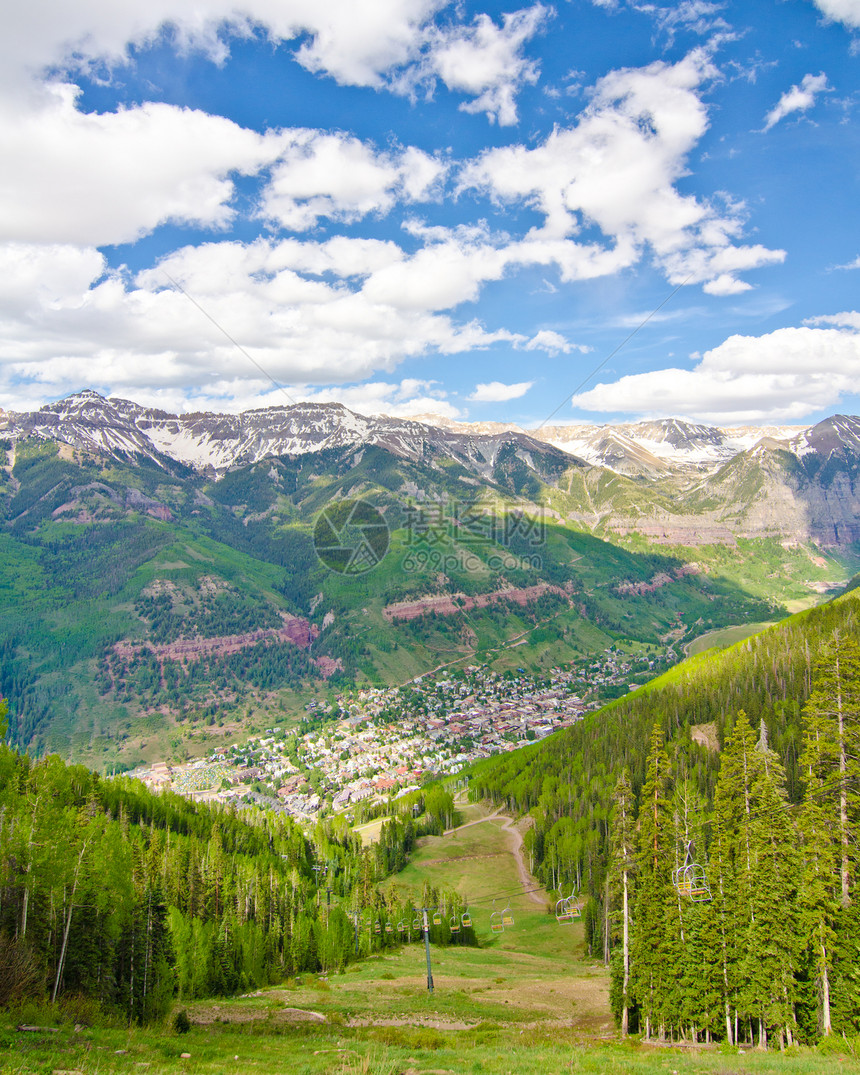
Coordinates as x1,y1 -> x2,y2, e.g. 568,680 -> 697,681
0,933 -> 43,1007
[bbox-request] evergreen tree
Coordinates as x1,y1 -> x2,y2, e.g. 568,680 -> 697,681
802,634 -> 860,908
630,723 -> 673,1039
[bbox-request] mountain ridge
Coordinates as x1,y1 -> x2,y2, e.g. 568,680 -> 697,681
3,392 -> 860,549
1,389 -> 811,478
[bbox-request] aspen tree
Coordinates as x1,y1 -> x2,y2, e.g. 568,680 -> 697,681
610,768 -> 635,1035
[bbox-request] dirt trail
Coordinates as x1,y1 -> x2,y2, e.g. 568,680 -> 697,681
497,814 -> 547,907
443,809 -> 547,907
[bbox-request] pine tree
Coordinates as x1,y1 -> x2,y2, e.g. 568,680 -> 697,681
799,688 -> 840,1036
738,733 -> 800,1049
713,711 -> 760,1044
630,723 -> 674,1039
802,634 -> 860,908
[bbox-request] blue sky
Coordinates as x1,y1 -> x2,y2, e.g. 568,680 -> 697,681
1,0 -> 859,427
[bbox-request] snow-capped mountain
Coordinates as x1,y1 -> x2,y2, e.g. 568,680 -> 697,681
0,391 -> 579,481
0,390 -> 826,479
4,391 -> 860,548
533,418 -> 808,475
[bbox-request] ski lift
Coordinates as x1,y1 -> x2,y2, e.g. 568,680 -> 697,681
412,914 -> 422,931
461,910 -> 472,929
555,897 -> 573,923
490,909 -> 504,934
672,841 -> 712,903
374,919 -> 382,935
501,905 -> 514,928
449,914 -> 460,934
397,920 -> 406,935
385,921 -> 393,935
432,910 -> 442,926
556,893 -> 583,921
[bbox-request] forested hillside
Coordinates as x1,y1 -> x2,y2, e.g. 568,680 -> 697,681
0,435 -> 787,765
470,589 -> 860,1044
0,717 -> 467,1022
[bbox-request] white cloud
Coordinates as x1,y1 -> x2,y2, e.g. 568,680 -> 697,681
651,2 -> 732,42
469,380 -> 533,402
570,321 -> 860,422
3,0 -> 542,123
460,50 -> 785,294
0,91 -> 448,248
809,0 -> 860,30
763,72 -> 829,130
415,5 -> 549,125
0,84 -> 288,246
0,236 -> 516,408
523,330 -> 588,354
828,255 -> 860,271
290,378 -> 462,418
260,132 -> 446,230
807,310 -> 860,328
702,273 -> 752,295
1,0 -> 446,98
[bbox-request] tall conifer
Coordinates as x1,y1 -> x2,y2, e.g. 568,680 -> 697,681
631,723 -> 673,1039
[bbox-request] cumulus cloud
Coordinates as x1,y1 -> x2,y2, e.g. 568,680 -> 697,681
0,87 -> 447,247
290,378 -> 461,418
260,133 -> 445,230
809,0 -> 860,30
413,5 -> 550,125
0,236 -> 517,409
0,85 -> 289,246
523,330 -> 588,354
570,321 -> 860,422
1,0 -> 445,97
807,310 -> 860,328
763,72 -> 829,130
3,0 -> 544,123
460,50 -> 785,294
469,380 -> 533,402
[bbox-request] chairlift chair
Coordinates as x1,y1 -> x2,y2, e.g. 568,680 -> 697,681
555,897 -> 574,923
449,914 -> 460,933
397,920 -> 406,935
490,909 -> 504,934
432,911 -> 442,926
385,922 -> 393,935
461,910 -> 472,929
672,841 -> 712,903
501,905 -> 514,928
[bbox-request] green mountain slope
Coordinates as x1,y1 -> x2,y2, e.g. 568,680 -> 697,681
470,585 -> 860,900
0,433 -> 837,767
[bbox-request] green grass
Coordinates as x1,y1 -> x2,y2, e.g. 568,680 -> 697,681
683,621 -> 776,657
5,1013 -> 860,1075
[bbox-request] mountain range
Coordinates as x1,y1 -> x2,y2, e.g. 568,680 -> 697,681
2,389 -> 860,765
4,391 -> 860,546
